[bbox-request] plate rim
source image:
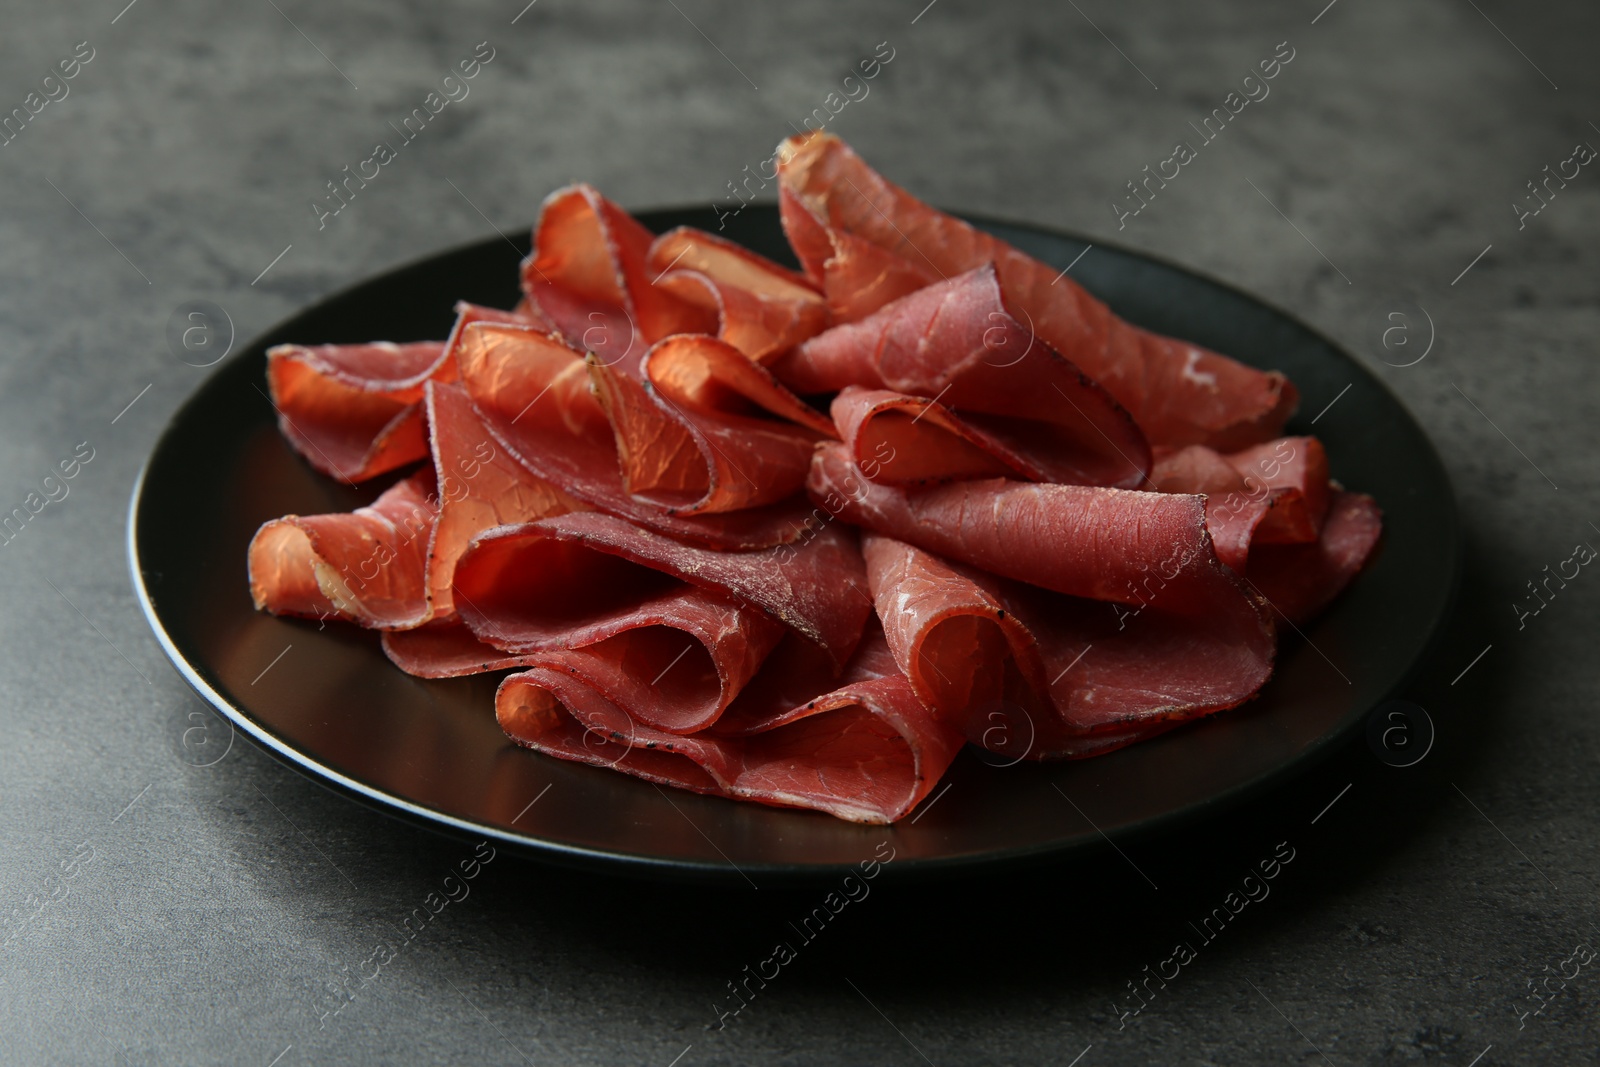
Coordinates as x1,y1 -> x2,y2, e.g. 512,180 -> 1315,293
128,205 -> 1462,882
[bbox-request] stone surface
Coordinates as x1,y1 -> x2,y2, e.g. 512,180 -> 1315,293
1,0 -> 1597,1063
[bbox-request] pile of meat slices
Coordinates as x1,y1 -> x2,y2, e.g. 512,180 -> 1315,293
247,132 -> 1382,824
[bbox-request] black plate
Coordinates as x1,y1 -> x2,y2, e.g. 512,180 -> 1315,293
129,205 -> 1459,882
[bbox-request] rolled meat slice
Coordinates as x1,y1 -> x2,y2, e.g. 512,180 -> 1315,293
809,442 -> 1275,736
646,226 -> 829,362
830,385 -> 1046,487
779,183 -> 938,323
588,335 -> 832,515
423,381 -> 584,619
247,471 -> 435,628
264,302 -> 543,483
1152,436 -> 1332,570
522,184 -> 709,369
776,131 -> 1297,450
777,265 -> 1151,489
456,320 -> 823,549
1246,490 -> 1383,625
265,341 -> 440,483
862,533 -> 1277,757
454,510 -> 870,671
495,626 -> 963,823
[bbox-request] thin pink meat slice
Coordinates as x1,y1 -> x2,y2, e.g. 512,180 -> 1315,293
456,320 -> 824,549
247,472 -> 435,629
1246,491 -> 1383,625
776,131 -> 1297,450
646,226 -> 829,362
776,265 -> 1150,488
862,533 -> 1277,758
495,627 -> 963,823
454,510 -> 870,672
522,184 -> 708,370
264,302 -> 543,483
586,334 -> 832,516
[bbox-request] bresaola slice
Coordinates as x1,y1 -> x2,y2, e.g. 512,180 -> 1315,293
495,626 -> 963,823
265,341 -> 442,482
646,226 -> 829,362
264,302 -> 547,483
778,265 -> 1151,489
456,320 -> 818,548
807,442 -> 1246,614
1152,436 -> 1332,567
248,472 -> 435,628
1146,435 -> 1378,614
862,530 -> 1277,759
522,184 -> 706,369
454,511 -> 870,670
776,131 -> 1297,450
1247,491 -> 1383,625
831,386 -> 1043,486
587,335 -> 830,515
807,442 -> 1275,723
423,381 -> 583,618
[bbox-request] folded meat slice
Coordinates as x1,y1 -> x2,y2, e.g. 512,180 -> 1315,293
777,131 -> 1297,450
1246,491 -> 1383,625
247,472 -> 435,628
381,617 -> 525,678
522,184 -> 707,370
454,511 -> 870,671
1152,437 -> 1331,570
831,386 -> 1046,486
264,302 -> 545,483
456,320 -> 824,549
809,442 -> 1263,618
647,227 -> 829,362
810,442 -> 1274,735
424,381 -> 583,618
265,341 -> 440,482
588,335 -> 832,515
495,626 -> 963,823
863,531 -> 1276,757
779,184 -> 939,323
777,265 -> 1150,489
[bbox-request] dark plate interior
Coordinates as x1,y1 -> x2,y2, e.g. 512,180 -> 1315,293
129,205 -> 1459,881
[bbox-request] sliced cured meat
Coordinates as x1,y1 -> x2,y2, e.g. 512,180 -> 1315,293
382,617 -> 525,678
1151,436 -> 1332,571
863,533 -> 1276,758
831,385 -> 1043,486
777,265 -> 1151,489
776,132 -> 1297,449
647,227 -> 828,362
1247,491 -> 1382,625
1223,437 -> 1331,544
247,472 -> 435,628
778,184 -> 938,323
495,626 -> 963,823
454,522 -> 788,733
588,335 -> 831,515
424,381 -> 584,618
265,341 -> 440,482
645,333 -> 835,438
811,442 -> 1221,607
264,302 -> 544,483
456,320 -> 820,548
454,510 -> 870,670
522,184 -> 705,369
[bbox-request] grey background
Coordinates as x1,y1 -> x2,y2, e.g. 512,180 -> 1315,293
1,0 -> 1596,1063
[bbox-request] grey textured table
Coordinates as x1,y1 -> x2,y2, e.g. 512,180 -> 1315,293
2,1 -> 1597,1063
